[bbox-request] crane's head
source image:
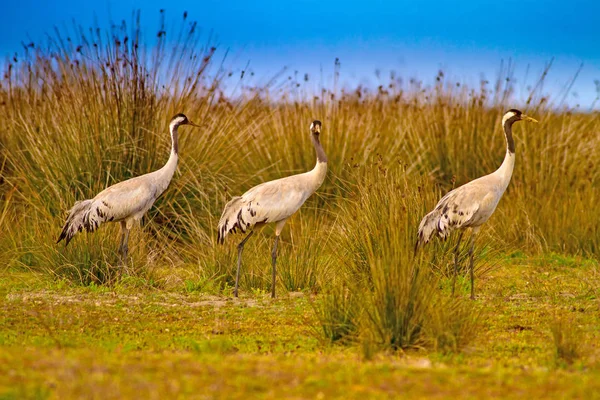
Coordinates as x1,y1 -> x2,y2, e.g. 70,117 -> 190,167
310,120 -> 322,135
170,113 -> 201,128
502,109 -> 538,126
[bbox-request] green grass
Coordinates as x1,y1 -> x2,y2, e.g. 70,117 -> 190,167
1,256 -> 600,399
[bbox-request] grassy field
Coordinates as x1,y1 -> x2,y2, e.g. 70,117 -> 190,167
2,254 -> 600,399
1,13 -> 600,399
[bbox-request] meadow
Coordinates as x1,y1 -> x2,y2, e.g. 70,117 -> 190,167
1,14 -> 599,399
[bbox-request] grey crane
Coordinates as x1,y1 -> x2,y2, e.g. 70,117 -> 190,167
217,120 -> 327,298
414,109 -> 538,299
57,113 -> 199,264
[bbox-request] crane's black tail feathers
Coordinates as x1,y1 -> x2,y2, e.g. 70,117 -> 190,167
414,208 -> 444,256
57,199 -> 103,246
217,196 -> 249,245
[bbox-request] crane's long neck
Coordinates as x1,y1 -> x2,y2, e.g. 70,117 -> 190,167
157,121 -> 180,190
309,132 -> 328,189
495,115 -> 517,188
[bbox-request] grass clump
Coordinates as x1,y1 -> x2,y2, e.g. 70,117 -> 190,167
316,162 -> 478,353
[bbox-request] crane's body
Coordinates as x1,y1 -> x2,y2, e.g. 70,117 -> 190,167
57,114 -> 198,263
415,109 -> 538,299
416,152 -> 514,242
218,163 -> 327,240
218,120 -> 327,298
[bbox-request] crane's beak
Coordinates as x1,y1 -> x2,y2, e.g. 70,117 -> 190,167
521,115 -> 538,123
188,121 -> 202,128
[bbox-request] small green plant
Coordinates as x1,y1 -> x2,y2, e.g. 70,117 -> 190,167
251,287 -> 268,297
221,282 -> 235,298
184,275 -> 222,294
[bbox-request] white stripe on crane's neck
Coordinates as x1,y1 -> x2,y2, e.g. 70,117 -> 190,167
169,119 -> 182,155
155,119 -> 181,188
496,146 -> 515,186
307,131 -> 328,190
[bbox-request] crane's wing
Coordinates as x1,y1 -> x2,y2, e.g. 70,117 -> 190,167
243,179 -> 309,221
415,183 -> 496,251
217,177 -> 309,244
92,178 -> 158,221
434,188 -> 482,233
57,177 -> 158,245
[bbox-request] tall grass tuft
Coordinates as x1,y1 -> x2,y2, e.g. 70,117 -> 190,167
315,162 -> 478,352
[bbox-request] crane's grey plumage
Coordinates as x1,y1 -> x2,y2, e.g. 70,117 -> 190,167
57,113 -> 198,263
218,120 -> 327,298
415,109 -> 538,299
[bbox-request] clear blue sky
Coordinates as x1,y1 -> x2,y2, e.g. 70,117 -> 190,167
2,0 -> 599,108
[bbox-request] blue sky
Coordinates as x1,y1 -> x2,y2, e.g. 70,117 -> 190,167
2,0 -> 599,108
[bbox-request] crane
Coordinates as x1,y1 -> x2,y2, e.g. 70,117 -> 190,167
415,109 -> 538,299
57,113 -> 199,265
217,120 -> 327,298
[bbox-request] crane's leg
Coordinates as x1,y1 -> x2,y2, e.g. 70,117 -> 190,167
235,231 -> 254,298
271,219 -> 288,299
452,230 -> 464,296
118,222 -> 126,256
468,228 -> 479,300
118,221 -> 130,264
271,235 -> 279,298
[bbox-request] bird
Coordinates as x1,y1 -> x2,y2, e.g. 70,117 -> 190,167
57,113 -> 199,264
217,120 -> 327,298
414,109 -> 538,300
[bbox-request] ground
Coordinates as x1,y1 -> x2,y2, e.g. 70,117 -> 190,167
1,255 -> 599,399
